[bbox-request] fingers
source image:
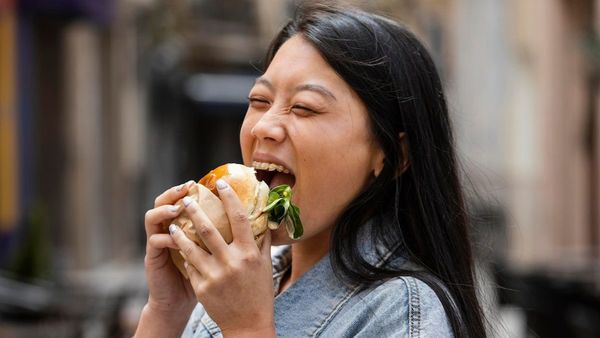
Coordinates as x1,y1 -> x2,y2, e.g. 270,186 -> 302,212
144,204 -> 183,238
181,196 -> 228,256
144,180 -> 194,238
154,180 -> 195,208
169,224 -> 210,275
215,179 -> 254,244
147,233 -> 178,259
183,260 -> 204,293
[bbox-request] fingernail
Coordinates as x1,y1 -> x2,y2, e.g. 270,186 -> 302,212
183,196 -> 193,207
184,261 -> 189,269
216,179 -> 228,190
169,224 -> 178,234
177,181 -> 194,191
169,205 -> 180,213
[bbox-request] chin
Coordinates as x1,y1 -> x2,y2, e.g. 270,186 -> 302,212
270,228 -> 295,245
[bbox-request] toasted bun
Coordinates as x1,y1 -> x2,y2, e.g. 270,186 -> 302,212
168,163 -> 270,278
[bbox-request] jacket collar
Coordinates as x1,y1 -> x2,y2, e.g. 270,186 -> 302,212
271,226 -> 413,336
272,246 -> 359,336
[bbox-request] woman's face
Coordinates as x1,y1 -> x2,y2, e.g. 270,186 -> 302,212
240,35 -> 384,245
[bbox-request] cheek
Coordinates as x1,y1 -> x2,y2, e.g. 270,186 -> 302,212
304,152 -> 371,204
302,128 -> 373,187
293,136 -> 374,233
239,113 -> 256,162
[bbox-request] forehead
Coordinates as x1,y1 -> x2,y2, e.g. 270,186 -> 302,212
263,35 -> 345,89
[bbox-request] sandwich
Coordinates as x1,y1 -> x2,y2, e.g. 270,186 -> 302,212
167,163 -> 302,277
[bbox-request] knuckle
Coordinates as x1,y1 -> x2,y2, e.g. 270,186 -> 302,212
144,209 -> 153,221
153,196 -> 161,207
196,224 -> 212,238
240,251 -> 261,268
223,261 -> 238,274
186,203 -> 198,215
147,235 -> 156,247
204,270 -> 219,282
182,244 -> 194,258
195,283 -> 207,298
232,212 -> 247,224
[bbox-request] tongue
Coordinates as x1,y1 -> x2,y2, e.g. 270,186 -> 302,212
269,172 -> 295,189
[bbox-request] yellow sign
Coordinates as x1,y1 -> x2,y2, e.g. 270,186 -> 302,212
0,10 -> 18,231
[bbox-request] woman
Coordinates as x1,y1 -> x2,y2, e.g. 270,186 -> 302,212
136,3 -> 486,338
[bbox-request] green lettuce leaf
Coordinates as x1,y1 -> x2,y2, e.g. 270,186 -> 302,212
262,184 -> 303,240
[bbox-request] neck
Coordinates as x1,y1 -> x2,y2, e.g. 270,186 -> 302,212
281,229 -> 331,292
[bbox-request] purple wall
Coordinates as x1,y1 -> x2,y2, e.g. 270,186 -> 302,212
20,0 -> 113,24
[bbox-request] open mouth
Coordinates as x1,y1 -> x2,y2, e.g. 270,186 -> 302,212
252,161 -> 296,189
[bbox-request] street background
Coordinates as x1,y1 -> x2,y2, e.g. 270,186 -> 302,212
1,0 -> 599,337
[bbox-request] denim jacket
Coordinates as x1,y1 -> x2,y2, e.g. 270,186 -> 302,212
181,238 -> 453,338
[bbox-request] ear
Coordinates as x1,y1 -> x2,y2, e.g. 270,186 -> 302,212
372,132 -> 410,178
372,145 -> 386,178
397,132 -> 410,175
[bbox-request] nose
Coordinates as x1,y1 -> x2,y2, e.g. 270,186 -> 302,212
250,109 -> 286,143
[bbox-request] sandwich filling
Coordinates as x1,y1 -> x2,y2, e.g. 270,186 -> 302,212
251,161 -> 302,240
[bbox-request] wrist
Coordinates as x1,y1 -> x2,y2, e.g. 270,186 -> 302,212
146,296 -> 196,318
134,301 -> 195,338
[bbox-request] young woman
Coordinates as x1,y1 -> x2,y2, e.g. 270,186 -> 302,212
136,3 -> 486,338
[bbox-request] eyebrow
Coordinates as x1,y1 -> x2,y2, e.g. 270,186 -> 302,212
254,77 -> 337,102
255,77 -> 274,90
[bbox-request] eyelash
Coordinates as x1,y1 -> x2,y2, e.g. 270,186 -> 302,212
291,105 -> 316,115
247,97 -> 268,104
247,97 -> 270,111
247,97 -> 318,115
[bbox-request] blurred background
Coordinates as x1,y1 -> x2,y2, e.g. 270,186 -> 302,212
0,0 -> 598,337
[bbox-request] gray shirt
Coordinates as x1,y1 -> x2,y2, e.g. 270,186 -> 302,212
182,243 -> 453,337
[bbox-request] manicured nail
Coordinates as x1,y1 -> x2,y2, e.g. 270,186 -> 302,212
169,205 -> 180,213
216,179 -> 228,190
177,181 -> 194,191
184,261 -> 189,269
169,224 -> 178,234
183,196 -> 193,207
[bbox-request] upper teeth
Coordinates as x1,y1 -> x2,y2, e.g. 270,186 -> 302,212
252,161 -> 290,174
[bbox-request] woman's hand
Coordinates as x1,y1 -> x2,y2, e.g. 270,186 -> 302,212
135,181 -> 198,338
169,179 -> 276,337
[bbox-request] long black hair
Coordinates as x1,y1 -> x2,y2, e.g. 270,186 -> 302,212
264,3 -> 486,337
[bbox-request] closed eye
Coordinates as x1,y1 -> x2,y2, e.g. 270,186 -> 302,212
248,97 -> 270,110
291,105 -> 318,116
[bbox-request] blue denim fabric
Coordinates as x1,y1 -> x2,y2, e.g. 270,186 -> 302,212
182,244 -> 453,337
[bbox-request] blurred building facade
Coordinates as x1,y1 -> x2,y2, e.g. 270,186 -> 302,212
351,0 -> 600,270
0,0 -> 599,337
